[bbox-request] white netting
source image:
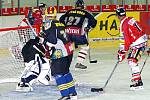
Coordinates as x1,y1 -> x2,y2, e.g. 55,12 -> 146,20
0,26 -> 38,83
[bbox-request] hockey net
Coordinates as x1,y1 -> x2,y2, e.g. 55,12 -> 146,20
0,25 -> 39,83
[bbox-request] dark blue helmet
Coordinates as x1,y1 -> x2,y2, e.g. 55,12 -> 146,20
75,0 -> 84,8
116,7 -> 126,16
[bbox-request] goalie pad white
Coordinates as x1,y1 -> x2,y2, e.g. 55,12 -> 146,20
36,57 -> 53,85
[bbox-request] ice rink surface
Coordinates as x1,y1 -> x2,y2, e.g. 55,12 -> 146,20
0,48 -> 150,100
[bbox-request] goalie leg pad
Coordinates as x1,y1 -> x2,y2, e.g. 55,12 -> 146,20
20,59 -> 40,85
37,57 -> 51,85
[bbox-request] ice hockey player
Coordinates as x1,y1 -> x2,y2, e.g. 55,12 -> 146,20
16,3 -> 52,92
35,6 -> 77,100
32,3 -> 46,28
116,7 -> 148,90
59,0 -> 97,69
18,3 -> 47,36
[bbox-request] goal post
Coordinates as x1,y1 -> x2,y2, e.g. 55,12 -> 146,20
0,25 -> 40,84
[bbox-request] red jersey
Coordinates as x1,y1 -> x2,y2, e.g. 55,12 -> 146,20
32,10 -> 43,26
119,16 -> 147,51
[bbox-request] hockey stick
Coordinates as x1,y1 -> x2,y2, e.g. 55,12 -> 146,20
88,47 -> 97,63
91,61 -> 119,92
140,53 -> 149,74
86,32 -> 97,63
25,18 -> 38,37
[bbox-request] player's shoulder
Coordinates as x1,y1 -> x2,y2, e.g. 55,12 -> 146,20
50,19 -> 65,26
127,17 -> 137,26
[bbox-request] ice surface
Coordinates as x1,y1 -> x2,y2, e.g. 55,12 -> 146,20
0,48 -> 150,100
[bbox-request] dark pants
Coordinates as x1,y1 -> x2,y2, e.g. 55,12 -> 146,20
68,34 -> 88,48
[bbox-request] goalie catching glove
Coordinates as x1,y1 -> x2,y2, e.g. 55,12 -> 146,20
118,50 -> 126,62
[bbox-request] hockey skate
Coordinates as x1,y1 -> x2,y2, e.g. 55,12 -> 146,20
69,93 -> 77,100
130,79 -> 144,90
58,96 -> 70,100
75,63 -> 87,69
16,82 -> 33,92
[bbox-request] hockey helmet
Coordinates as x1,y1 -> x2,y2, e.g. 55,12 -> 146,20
116,7 -> 126,16
33,10 -> 42,18
38,3 -> 46,8
75,0 -> 84,9
45,7 -> 57,20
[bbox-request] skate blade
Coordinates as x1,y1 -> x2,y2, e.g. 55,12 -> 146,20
74,68 -> 87,71
130,86 -> 144,91
70,95 -> 78,100
16,86 -> 33,92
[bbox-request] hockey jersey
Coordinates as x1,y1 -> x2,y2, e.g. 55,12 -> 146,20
119,16 -> 147,51
59,8 -> 97,36
42,19 -> 73,59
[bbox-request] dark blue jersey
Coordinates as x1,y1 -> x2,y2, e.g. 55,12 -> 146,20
59,8 -> 97,29
42,19 -> 73,59
59,9 -> 97,46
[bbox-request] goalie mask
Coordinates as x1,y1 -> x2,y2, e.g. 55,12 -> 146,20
45,7 -> 57,20
75,0 -> 84,9
116,7 -> 126,17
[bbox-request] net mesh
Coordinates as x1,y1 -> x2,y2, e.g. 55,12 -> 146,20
0,26 -> 38,83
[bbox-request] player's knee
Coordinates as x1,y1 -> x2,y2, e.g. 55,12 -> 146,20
128,58 -> 138,67
80,45 -> 89,51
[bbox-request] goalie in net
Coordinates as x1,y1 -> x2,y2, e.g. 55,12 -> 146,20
15,3 -> 54,92
17,5 -> 77,99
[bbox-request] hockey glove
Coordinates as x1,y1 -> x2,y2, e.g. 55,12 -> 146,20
84,27 -> 90,33
118,50 -> 126,62
39,32 -> 46,37
45,47 -> 55,59
147,48 -> 150,55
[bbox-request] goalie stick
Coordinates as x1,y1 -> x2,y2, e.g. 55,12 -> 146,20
25,19 -> 38,37
91,61 -> 119,92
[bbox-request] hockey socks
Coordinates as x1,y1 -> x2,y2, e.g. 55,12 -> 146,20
54,73 -> 77,98
54,74 -> 70,97
64,73 -> 77,95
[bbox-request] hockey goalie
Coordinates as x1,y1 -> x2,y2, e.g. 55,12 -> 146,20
16,3 -> 54,92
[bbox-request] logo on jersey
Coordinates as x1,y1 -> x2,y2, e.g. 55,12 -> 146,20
65,26 -> 82,36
